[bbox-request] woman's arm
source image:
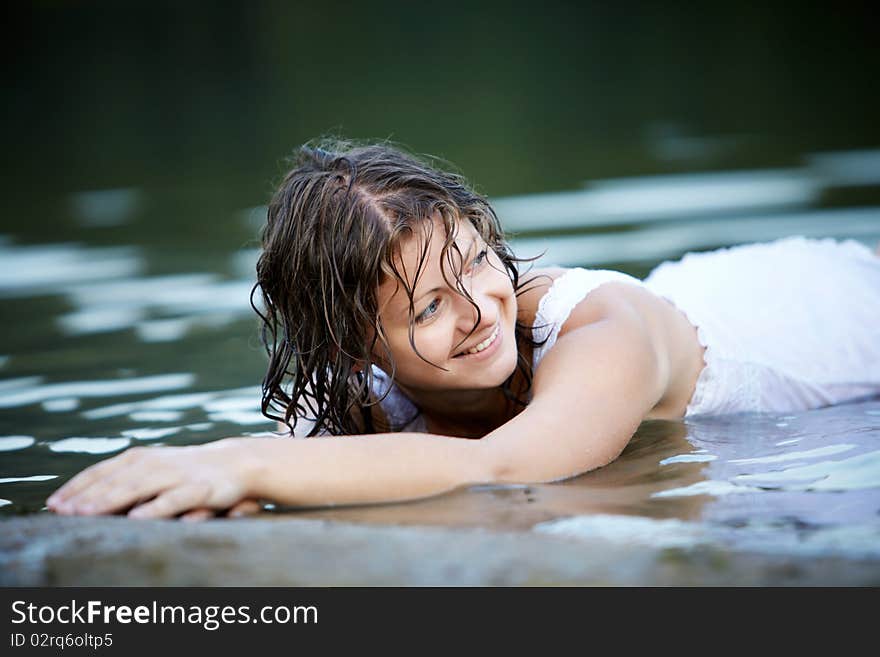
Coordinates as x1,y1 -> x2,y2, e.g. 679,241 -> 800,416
247,287 -> 666,504
245,431 -> 491,507
483,282 -> 669,482
47,282 -> 670,518
46,430 -> 489,517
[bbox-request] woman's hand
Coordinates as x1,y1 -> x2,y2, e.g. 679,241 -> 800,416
179,499 -> 264,521
46,438 -> 260,519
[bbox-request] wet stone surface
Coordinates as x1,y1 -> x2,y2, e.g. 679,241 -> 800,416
1,398 -> 878,586
1,515 -> 878,586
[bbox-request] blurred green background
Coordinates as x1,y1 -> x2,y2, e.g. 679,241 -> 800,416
5,1 -> 879,209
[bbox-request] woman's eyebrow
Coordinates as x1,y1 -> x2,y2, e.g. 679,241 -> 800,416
446,236 -> 478,272
410,238 -> 477,304
412,286 -> 443,307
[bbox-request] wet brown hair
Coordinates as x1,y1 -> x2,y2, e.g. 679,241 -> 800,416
251,139 -> 547,436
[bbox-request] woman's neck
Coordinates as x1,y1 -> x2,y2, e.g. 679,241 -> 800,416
420,388 -> 513,438
398,355 -> 532,439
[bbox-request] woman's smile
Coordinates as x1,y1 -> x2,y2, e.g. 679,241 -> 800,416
453,322 -> 502,360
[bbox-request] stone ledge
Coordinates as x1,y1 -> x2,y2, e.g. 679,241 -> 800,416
2,515 -> 878,586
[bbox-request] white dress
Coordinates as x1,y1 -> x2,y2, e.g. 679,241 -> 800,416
532,235 -> 880,417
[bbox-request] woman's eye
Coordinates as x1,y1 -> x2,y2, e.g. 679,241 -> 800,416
459,248 -> 489,283
466,249 -> 488,275
417,298 -> 441,323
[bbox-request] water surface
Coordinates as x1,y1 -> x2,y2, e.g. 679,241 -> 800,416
1,149 -> 878,564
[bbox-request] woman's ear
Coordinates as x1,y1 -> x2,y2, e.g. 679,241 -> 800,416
352,362 -> 364,374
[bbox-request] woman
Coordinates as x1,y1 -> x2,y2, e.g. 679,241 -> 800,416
46,141 -> 880,519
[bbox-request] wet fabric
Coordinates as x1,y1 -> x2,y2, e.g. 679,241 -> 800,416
533,236 -> 880,417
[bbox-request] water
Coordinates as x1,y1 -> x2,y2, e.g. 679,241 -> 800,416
2,4 -> 879,573
274,400 -> 880,561
1,147 -> 878,564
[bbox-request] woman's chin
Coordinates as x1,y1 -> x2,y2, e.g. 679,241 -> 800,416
466,347 -> 519,387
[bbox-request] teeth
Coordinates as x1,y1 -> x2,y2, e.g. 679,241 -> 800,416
463,325 -> 499,355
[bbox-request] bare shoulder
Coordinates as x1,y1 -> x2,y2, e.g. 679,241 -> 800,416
549,275 -> 707,420
516,266 -> 698,397
516,264 -> 685,342
559,277 -> 669,338
516,266 -> 674,349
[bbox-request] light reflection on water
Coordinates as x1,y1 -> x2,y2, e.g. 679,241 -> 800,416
0,242 -> 143,295
0,373 -> 195,409
0,153 -> 878,563
0,436 -> 35,451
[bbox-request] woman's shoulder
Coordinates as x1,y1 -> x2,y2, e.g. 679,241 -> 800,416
518,266 -> 650,329
523,265 -> 684,363
516,266 -> 569,328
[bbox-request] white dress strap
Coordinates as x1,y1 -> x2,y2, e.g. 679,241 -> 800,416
532,268 -> 645,371
290,365 -> 426,436
371,366 -> 426,432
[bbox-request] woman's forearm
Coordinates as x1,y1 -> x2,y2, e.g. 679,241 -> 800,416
231,433 -> 495,508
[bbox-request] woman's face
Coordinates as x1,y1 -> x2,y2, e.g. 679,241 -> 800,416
374,215 -> 519,393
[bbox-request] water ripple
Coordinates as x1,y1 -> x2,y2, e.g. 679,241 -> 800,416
0,436 -> 35,451
48,437 -> 131,454
0,475 -> 58,484
660,453 -> 717,465
729,443 -> 855,465
0,374 -> 195,409
734,450 -> 880,491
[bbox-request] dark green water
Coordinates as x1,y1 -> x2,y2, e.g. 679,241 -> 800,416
1,2 -> 879,562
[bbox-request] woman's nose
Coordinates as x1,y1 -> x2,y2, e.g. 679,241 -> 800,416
454,290 -> 496,335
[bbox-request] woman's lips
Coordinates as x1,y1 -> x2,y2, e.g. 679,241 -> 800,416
453,323 -> 502,360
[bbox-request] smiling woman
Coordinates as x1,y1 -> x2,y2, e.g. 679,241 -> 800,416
254,142 -> 548,441
46,139 -> 880,520
369,214 -> 525,439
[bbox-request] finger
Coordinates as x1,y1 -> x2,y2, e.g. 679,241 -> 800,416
47,452 -> 134,509
58,481 -> 151,516
57,466 -> 175,516
227,499 -> 262,518
180,508 -> 215,522
128,483 -> 211,519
